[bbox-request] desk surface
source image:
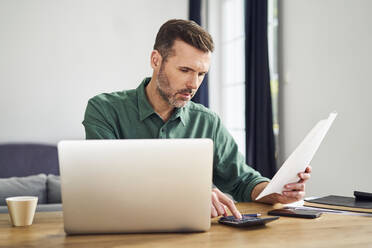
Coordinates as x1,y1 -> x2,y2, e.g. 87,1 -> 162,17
1,202 -> 372,248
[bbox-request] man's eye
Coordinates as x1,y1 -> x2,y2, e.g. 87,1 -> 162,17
199,73 -> 206,77
180,68 -> 188,72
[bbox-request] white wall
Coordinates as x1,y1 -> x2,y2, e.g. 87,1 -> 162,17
0,0 -> 187,144
279,0 -> 372,197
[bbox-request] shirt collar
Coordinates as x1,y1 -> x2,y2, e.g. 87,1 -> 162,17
173,104 -> 189,126
169,105 -> 187,126
137,78 -> 156,121
136,77 -> 188,125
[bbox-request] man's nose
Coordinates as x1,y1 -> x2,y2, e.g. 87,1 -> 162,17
186,73 -> 199,90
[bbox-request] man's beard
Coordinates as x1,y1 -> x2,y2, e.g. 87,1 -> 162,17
156,65 -> 195,108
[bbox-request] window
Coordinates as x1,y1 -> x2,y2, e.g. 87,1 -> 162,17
268,0 -> 279,158
207,0 -> 278,157
220,0 -> 246,154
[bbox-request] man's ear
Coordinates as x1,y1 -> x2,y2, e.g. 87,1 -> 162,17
150,50 -> 162,69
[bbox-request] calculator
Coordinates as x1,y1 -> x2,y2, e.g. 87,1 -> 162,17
218,214 -> 279,227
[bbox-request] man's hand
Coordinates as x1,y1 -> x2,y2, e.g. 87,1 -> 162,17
251,166 -> 312,204
211,188 -> 242,219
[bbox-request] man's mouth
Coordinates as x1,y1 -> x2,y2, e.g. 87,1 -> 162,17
179,92 -> 191,100
177,90 -> 194,100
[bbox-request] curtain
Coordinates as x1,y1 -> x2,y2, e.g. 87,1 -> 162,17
245,0 -> 277,178
189,0 -> 209,108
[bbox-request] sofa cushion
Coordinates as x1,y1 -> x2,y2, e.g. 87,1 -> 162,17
0,174 -> 47,205
47,174 -> 61,203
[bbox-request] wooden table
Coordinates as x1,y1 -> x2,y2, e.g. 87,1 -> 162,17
1,202 -> 372,248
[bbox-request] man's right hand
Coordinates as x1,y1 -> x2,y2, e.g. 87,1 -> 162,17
211,188 -> 242,219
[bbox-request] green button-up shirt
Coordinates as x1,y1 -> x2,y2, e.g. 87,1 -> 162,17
82,78 -> 269,201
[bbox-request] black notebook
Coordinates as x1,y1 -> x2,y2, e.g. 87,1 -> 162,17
304,195 -> 372,213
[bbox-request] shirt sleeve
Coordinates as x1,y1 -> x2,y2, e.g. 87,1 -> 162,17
82,97 -> 117,139
212,116 -> 270,202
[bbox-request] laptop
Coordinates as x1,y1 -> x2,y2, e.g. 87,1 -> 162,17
57,139 -> 213,234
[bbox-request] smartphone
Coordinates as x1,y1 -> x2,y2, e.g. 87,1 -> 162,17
268,208 -> 322,219
219,215 -> 279,228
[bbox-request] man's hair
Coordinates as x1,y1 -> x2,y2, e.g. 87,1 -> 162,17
153,19 -> 214,61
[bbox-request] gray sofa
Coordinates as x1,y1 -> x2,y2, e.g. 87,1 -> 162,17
0,143 -> 62,213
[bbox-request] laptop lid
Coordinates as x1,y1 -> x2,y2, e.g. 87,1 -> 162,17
58,139 -> 213,234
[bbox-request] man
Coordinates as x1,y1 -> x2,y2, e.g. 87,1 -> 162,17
83,19 -> 311,219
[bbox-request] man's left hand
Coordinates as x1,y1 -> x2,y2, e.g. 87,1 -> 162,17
252,166 -> 312,204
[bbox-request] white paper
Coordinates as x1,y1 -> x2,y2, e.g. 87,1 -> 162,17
284,197 -> 372,217
255,112 -> 338,200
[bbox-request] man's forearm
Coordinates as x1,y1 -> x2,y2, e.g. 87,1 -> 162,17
250,182 -> 277,204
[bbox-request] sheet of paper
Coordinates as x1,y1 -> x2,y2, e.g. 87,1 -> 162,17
255,112 -> 338,200
284,197 -> 372,217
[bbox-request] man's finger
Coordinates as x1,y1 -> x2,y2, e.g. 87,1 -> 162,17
297,166 -> 312,183
283,191 -> 305,200
298,172 -> 311,181
217,194 -> 242,219
211,192 -> 227,216
211,205 -> 218,218
284,183 -> 305,191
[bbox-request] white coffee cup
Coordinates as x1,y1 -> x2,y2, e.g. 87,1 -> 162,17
6,196 -> 38,227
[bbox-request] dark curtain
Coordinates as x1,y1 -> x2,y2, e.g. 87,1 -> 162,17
245,0 -> 277,178
189,0 -> 209,108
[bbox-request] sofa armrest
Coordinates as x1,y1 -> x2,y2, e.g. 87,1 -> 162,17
47,174 -> 62,204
